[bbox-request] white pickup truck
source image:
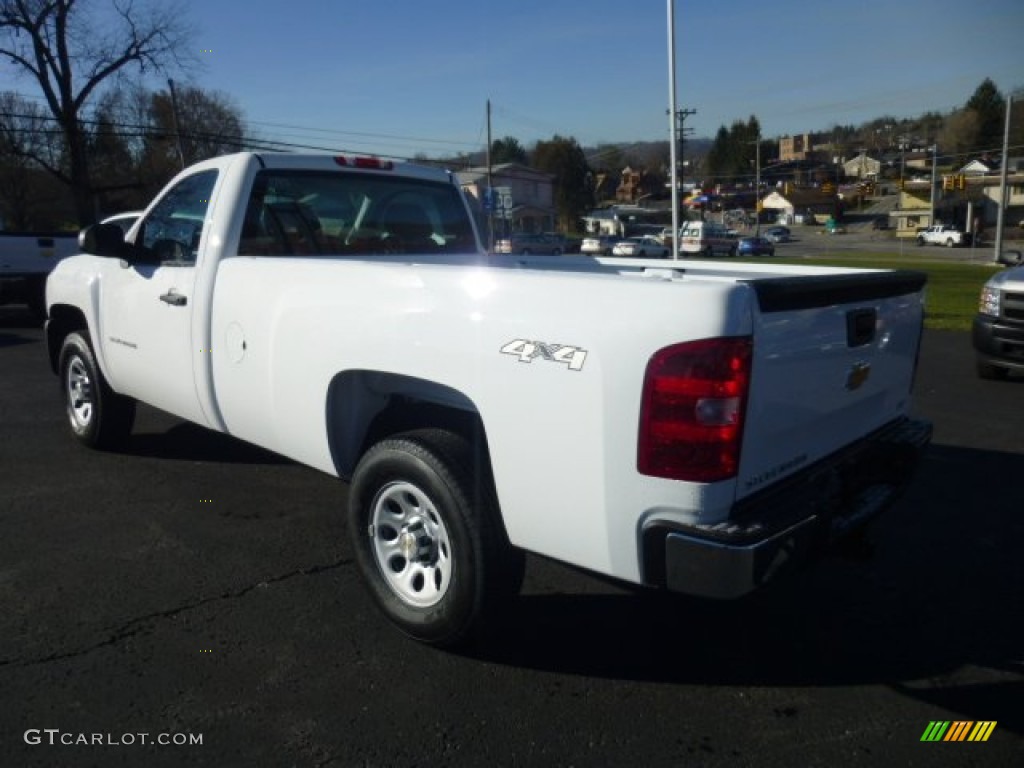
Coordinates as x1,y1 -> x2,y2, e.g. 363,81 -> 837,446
1,231 -> 78,319
916,224 -> 969,248
45,152 -> 932,646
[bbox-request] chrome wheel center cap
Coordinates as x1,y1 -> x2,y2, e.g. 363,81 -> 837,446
399,518 -> 434,563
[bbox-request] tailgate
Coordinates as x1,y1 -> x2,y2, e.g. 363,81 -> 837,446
737,270 -> 927,500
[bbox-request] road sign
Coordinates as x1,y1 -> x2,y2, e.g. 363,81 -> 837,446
494,186 -> 512,219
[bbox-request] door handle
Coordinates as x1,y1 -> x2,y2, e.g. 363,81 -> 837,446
159,291 -> 187,307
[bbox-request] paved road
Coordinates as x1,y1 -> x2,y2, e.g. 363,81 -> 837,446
1,307 -> 1021,767
759,222 -> 1021,263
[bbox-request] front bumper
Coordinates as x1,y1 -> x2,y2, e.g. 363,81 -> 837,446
972,314 -> 1024,373
642,417 -> 932,599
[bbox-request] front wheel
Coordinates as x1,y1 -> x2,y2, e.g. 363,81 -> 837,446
348,429 -> 523,647
976,360 -> 1009,380
58,331 -> 135,449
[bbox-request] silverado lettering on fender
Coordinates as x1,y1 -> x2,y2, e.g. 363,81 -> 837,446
45,152 -> 932,647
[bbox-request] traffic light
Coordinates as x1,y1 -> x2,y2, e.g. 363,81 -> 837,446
957,174 -> 966,190
942,176 -> 954,191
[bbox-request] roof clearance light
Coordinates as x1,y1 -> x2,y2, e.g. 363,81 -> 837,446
333,156 -> 394,171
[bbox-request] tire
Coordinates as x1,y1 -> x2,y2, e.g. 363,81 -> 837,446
946,238 -> 955,248
58,331 -> 136,449
348,429 -> 524,647
976,360 -> 1009,380
917,237 -> 925,247
703,246 -> 713,258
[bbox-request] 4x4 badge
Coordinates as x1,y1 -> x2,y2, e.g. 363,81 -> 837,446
500,339 -> 588,371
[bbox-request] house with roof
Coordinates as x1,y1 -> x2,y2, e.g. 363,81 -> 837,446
842,152 -> 881,180
889,179 -> 933,236
760,187 -> 839,224
456,163 -> 557,235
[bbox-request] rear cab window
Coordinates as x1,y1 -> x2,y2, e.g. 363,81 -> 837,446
236,170 -> 478,257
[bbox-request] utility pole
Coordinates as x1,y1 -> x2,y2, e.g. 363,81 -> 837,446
486,98 -> 494,252
167,79 -> 186,170
669,107 -> 697,184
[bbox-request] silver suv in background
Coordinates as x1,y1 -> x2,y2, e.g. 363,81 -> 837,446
494,233 -> 569,255
973,262 -> 1024,379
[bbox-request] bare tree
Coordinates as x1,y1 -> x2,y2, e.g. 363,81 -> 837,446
0,0 -> 194,224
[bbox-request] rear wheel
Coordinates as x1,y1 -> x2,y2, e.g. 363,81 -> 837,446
703,246 -> 713,258
58,331 -> 135,449
348,429 -> 523,647
946,238 -> 955,248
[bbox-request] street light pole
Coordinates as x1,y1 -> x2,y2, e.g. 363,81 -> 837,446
755,135 -> 761,236
994,94 -> 1012,263
929,143 -> 937,227
667,0 -> 679,259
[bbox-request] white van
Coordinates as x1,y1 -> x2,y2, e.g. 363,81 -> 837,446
679,221 -> 737,257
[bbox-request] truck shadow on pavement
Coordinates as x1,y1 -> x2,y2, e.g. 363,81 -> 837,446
473,442 -> 1023,735
122,421 -> 291,466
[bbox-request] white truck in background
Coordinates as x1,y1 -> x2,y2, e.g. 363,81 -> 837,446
916,224 -> 970,247
45,152 -> 932,647
0,231 -> 78,319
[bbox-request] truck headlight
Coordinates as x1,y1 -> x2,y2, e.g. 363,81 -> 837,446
978,285 -> 1001,317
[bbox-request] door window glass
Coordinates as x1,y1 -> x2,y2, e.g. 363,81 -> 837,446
137,170 -> 218,264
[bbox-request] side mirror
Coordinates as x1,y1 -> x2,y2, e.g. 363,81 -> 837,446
78,222 -> 127,258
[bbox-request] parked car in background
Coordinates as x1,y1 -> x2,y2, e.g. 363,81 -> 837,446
762,226 -> 791,243
997,249 -> 1022,266
917,224 -> 969,247
611,236 -> 669,258
580,235 -> 623,256
973,262 -> 1024,379
736,236 -> 775,257
494,233 -> 568,255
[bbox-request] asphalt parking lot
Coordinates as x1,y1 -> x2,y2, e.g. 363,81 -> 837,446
1,306 -> 1021,767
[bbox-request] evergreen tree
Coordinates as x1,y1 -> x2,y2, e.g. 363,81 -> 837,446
965,78 -> 1005,153
531,135 -> 592,232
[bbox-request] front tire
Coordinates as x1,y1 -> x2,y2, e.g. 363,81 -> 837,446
348,429 -> 523,647
58,331 -> 135,449
976,360 -> 1009,380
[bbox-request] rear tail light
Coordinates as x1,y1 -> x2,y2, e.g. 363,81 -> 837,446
638,337 -> 752,483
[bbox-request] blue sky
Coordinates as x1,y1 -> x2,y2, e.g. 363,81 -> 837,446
60,0 -> 1024,158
